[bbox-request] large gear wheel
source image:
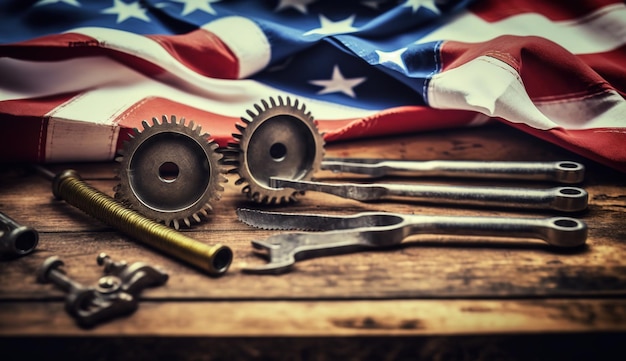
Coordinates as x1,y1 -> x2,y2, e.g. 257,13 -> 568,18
222,96 -> 325,204
114,115 -> 226,229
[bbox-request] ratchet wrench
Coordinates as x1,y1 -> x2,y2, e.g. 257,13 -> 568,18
270,178 -> 588,212
237,209 -> 588,274
321,158 -> 585,183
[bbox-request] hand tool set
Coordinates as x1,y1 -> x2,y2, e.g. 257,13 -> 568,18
4,95 -> 589,326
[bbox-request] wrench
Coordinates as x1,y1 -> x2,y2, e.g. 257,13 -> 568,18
237,209 -> 588,274
270,178 -> 588,212
321,158 -> 585,183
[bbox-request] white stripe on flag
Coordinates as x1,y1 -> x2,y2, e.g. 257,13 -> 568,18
418,3 -> 626,54
427,55 -> 626,130
201,16 -> 271,79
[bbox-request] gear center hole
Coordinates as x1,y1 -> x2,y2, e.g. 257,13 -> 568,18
269,143 -> 287,162
158,162 -> 180,183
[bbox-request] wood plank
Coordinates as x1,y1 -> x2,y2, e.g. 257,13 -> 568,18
2,225 -> 625,299
2,299 -> 625,336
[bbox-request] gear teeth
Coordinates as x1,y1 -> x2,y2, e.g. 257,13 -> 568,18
254,103 -> 263,114
235,123 -> 246,134
224,95 -> 324,204
222,161 -> 239,169
115,115 -> 226,229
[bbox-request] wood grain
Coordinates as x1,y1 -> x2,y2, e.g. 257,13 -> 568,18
2,299 -> 626,336
1,123 -> 625,351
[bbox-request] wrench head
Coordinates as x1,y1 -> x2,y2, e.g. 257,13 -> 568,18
242,234 -> 299,274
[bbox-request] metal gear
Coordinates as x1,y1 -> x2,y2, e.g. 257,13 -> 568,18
114,115 -> 226,229
221,96 -> 325,204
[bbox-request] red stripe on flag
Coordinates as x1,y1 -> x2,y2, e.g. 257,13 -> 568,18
148,30 -> 239,79
0,32 -> 164,78
322,106 -> 480,142
579,44 -> 626,97
0,93 -> 77,162
507,122 -> 626,172
114,97 -> 242,152
0,33 -> 101,61
440,36 -> 618,100
469,0 -> 622,21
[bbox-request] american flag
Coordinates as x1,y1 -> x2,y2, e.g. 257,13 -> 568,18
1,0 -> 625,172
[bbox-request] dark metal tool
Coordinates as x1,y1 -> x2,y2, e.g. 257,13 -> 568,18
321,158 -> 585,183
37,253 -> 168,328
237,209 -> 588,274
0,211 -> 39,258
270,178 -> 588,212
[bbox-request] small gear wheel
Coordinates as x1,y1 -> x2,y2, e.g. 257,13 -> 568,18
114,115 -> 226,229
221,96 -> 325,204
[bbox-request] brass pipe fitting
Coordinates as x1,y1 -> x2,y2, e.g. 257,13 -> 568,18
51,169 -> 232,276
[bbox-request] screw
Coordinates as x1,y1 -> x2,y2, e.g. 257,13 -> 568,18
37,256 -> 85,293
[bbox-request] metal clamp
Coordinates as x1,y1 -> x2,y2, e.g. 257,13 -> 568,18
37,253 -> 168,328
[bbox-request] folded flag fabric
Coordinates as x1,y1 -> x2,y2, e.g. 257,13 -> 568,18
1,0 -> 625,172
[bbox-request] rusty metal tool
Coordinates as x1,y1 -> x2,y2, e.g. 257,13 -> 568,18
321,158 -> 585,183
37,253 -> 168,328
0,211 -> 39,258
237,208 -> 587,274
270,177 -> 588,212
33,166 -> 232,275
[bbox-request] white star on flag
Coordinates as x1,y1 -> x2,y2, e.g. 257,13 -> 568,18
34,0 -> 81,6
171,0 -> 221,16
375,48 -> 408,72
303,14 -> 358,36
101,0 -> 150,23
275,0 -> 316,14
403,0 -> 440,14
309,65 -> 366,98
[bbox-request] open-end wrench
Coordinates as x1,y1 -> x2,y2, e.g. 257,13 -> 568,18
321,159 -> 585,183
270,178 -> 588,212
237,209 -> 588,274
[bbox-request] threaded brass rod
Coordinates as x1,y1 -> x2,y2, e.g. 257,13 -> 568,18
50,169 -> 232,276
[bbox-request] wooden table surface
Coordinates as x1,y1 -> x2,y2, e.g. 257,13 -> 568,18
1,123 -> 625,360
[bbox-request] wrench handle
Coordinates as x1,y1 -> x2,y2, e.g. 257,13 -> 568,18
404,215 -> 587,248
322,159 -> 585,184
383,184 -> 588,212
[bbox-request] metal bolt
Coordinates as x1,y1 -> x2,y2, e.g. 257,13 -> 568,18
97,275 -> 123,294
37,256 -> 85,293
